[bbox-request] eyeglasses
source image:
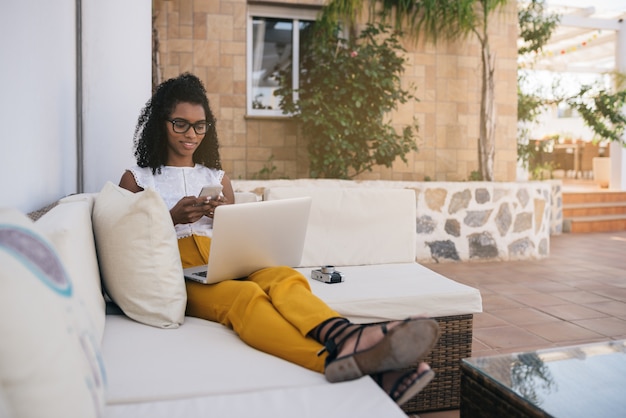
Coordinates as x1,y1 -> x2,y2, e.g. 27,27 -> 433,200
167,119 -> 211,135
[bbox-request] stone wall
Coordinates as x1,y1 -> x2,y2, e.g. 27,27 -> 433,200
232,179 -> 563,263
547,179 -> 563,235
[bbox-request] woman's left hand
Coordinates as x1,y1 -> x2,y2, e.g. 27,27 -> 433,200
202,195 -> 229,218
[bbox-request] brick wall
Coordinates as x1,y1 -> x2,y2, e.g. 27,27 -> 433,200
153,0 -> 519,181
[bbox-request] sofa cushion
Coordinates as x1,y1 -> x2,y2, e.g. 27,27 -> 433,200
0,208 -> 106,418
59,192 -> 99,204
35,198 -> 106,343
264,187 -> 416,267
92,182 -> 186,329
233,191 -> 259,204
101,315 -> 407,418
297,263 -> 483,322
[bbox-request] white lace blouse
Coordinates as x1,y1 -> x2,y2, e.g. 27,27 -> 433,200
128,165 -> 225,239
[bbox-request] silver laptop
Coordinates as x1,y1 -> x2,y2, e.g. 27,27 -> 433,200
183,196 -> 312,284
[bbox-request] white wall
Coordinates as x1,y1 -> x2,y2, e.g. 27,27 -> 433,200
82,0 -> 151,193
0,0 -> 77,213
529,105 -> 596,142
0,0 -> 151,213
612,18 -> 626,190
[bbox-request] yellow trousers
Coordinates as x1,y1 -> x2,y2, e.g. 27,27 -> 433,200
178,235 -> 340,373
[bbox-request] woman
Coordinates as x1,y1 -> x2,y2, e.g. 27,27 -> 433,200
119,73 -> 438,405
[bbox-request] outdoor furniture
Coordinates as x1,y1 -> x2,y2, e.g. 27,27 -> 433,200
553,142 -> 582,178
9,186 -> 481,417
580,141 -> 600,178
460,340 -> 626,417
406,314 -> 473,412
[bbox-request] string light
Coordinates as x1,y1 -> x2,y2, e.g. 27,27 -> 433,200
518,30 -> 605,68
540,31 -> 601,58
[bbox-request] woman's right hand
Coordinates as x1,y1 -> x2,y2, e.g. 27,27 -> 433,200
170,196 -> 210,225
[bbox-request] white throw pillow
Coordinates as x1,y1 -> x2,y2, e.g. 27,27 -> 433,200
92,182 -> 186,328
0,208 -> 106,418
35,199 -> 106,344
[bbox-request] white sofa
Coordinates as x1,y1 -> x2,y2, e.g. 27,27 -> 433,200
0,184 -> 481,418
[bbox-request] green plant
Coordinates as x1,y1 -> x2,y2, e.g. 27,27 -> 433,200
251,155 -> 278,180
566,82 -> 626,145
517,136 -> 556,180
517,1 -> 626,153
276,22 -> 418,179
517,0 -> 559,127
517,0 -> 560,57
468,171 -> 483,181
324,0 -> 509,181
516,0 -> 559,177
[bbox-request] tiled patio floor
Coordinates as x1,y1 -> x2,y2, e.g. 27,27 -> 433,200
413,229 -> 626,418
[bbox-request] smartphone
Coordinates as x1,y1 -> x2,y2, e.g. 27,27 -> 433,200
198,185 -> 223,199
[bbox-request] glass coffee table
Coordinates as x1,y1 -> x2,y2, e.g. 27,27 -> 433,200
460,340 -> 626,417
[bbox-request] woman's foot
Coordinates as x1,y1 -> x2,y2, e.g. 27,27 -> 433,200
310,317 -> 439,383
372,362 -> 435,406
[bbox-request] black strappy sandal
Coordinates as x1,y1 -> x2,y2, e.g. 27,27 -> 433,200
312,317 -> 440,383
372,366 -> 435,406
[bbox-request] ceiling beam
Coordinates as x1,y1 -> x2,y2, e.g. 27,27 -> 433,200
523,7 -> 626,74
559,14 -> 622,31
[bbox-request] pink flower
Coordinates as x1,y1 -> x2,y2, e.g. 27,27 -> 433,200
350,51 -> 358,58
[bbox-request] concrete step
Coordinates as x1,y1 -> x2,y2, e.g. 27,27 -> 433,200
563,202 -> 626,217
563,214 -> 626,233
563,191 -> 626,204
563,191 -> 626,233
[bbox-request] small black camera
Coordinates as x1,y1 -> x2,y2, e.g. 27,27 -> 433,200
311,265 -> 344,284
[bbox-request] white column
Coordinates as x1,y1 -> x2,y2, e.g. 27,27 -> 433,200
611,19 -> 626,190
81,0 -> 152,193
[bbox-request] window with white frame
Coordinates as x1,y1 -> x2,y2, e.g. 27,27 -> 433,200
246,6 -> 318,117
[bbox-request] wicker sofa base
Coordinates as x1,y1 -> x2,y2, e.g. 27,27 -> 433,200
401,314 -> 473,414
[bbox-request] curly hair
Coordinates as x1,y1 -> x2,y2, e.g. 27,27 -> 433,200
133,73 -> 222,173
